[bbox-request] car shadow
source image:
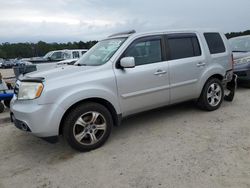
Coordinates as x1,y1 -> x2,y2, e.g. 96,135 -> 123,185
8,101 -> 200,164
111,101 -> 202,139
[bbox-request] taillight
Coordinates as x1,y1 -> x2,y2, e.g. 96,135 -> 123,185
231,54 -> 235,70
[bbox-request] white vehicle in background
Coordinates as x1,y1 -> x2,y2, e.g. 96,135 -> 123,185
25,49 -> 88,64
32,49 -> 88,71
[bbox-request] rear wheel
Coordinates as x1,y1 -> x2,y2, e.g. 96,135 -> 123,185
63,102 -> 113,152
198,78 -> 224,111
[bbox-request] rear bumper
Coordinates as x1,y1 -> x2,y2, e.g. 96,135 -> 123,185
222,69 -> 234,86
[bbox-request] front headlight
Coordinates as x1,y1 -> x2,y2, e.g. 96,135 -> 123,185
235,56 -> 250,65
18,82 -> 44,100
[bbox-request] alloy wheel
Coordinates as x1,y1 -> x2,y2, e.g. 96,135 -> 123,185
73,111 -> 107,145
207,83 -> 222,107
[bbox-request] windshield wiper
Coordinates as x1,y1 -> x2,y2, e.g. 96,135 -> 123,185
75,63 -> 87,66
232,50 -> 248,53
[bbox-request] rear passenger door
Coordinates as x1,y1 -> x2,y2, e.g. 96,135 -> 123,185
166,33 -> 206,104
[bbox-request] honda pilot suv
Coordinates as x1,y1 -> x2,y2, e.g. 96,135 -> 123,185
10,29 -> 236,151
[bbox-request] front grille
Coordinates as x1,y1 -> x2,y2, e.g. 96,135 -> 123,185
236,71 -> 247,77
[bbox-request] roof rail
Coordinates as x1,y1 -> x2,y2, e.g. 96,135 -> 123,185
108,30 -> 136,38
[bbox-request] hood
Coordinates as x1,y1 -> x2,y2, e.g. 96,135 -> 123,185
233,52 -> 250,60
21,65 -> 96,82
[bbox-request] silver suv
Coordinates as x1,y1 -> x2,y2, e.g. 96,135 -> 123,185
11,29 -> 235,151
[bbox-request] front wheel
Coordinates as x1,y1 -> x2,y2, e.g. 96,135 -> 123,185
197,78 -> 224,111
63,102 -> 113,152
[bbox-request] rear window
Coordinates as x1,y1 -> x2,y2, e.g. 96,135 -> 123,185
167,34 -> 201,60
204,33 -> 226,54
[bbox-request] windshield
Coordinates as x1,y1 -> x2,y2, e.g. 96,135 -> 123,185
229,36 -> 250,52
43,51 -> 53,59
77,38 -> 127,66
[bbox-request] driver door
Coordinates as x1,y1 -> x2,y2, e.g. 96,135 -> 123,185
114,35 -> 170,116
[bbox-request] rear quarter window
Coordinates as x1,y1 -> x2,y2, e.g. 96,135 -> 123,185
204,33 -> 226,54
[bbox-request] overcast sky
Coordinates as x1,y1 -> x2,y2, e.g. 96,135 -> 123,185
0,0 -> 249,43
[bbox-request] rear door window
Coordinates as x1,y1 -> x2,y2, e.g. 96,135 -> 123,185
204,33 -> 226,54
166,33 -> 201,60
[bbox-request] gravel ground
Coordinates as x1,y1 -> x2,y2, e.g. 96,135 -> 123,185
0,68 -> 250,188
0,69 -> 14,78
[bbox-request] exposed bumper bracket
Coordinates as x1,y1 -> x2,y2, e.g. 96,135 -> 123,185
224,74 -> 237,102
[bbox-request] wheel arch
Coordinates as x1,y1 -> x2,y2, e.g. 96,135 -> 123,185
198,73 -> 224,98
59,97 -> 121,135
208,74 -> 224,81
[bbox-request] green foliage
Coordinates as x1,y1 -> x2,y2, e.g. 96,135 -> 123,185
225,30 -> 250,39
1,29 -> 250,59
0,40 -> 98,59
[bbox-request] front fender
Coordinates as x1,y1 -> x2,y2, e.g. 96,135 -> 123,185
56,87 -> 121,114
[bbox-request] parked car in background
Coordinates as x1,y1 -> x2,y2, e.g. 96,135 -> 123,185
25,49 -> 88,64
229,35 -> 250,86
24,49 -> 88,72
11,29 -> 236,151
1,59 -> 32,69
1,59 -> 15,69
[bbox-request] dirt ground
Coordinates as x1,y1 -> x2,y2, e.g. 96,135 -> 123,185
0,68 -> 250,188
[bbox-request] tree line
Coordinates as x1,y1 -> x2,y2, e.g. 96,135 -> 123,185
225,30 -> 250,39
0,40 -> 98,59
0,30 -> 250,59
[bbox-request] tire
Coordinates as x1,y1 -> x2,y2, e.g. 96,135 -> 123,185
197,78 -> 224,111
4,100 -> 11,108
63,102 -> 113,152
0,102 -> 4,113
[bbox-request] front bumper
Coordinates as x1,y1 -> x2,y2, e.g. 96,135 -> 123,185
234,69 -> 250,82
10,97 -> 65,138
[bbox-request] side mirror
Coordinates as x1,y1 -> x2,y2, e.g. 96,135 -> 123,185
120,57 -> 135,68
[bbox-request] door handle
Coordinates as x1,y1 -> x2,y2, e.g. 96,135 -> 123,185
154,70 -> 167,75
197,62 -> 206,67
